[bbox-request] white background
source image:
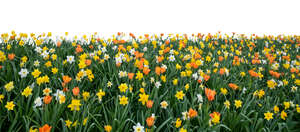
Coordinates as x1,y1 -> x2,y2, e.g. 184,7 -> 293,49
0,0 -> 300,36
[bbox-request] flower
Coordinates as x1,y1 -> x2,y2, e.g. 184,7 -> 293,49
273,105 -> 279,113
136,71 -> 143,80
264,111 -> 273,121
146,100 -> 153,108
72,87 -> 80,96
66,56 -> 75,64
5,101 -> 15,111
65,120 -> 72,128
175,118 -> 182,128
0,94 -> 4,103
205,88 -> 216,101
19,68 -> 29,78
96,89 -> 105,101
119,96 -> 128,106
175,90 -> 185,100
138,93 -> 149,105
133,123 -> 144,132
118,83 -> 128,93
281,110 -> 287,120
82,91 -> 90,101
210,112 -> 221,125
39,124 -> 52,132
224,100 -> 230,109
188,108 -> 198,118
160,101 -> 168,109
22,86 -> 33,97
267,79 -> 277,89
34,97 -> 43,107
68,99 -> 82,111
4,81 -> 14,92
283,101 -> 290,109
104,125 -> 112,132
43,88 -> 52,96
146,116 -> 155,127
220,88 -> 228,95
31,69 -> 41,78
234,100 -> 242,109
43,95 -> 52,105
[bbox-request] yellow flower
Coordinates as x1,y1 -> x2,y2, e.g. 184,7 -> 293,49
240,72 -> 246,77
281,110 -> 287,120
138,92 -> 149,105
119,96 -> 128,106
224,100 -> 230,109
65,120 -> 72,128
22,86 -> 32,97
67,99 -> 82,111
82,91 -> 90,101
29,127 -> 37,132
5,101 -> 15,111
104,125 -> 112,132
283,101 -> 290,109
118,83 -> 128,93
0,94 -> 4,103
51,67 -> 58,74
173,79 -> 178,85
83,117 -> 88,126
234,100 -> 242,109
264,111 -> 273,121
176,64 -> 182,70
136,71 -> 143,80
43,88 -> 52,96
31,69 -> 41,78
220,88 -> 228,95
175,118 -> 182,128
273,105 -> 279,113
258,89 -> 265,99
179,128 -> 187,132
96,89 -> 105,101
4,81 -> 14,92
184,84 -> 189,91
267,80 -> 277,89
175,90 -> 185,100
161,75 -> 166,82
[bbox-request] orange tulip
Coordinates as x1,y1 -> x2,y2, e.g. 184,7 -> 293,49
146,116 -> 155,127
128,73 -> 134,80
43,95 -> 52,104
146,100 -> 153,108
39,124 -> 52,132
228,83 -> 238,90
63,75 -> 72,84
205,88 -> 216,101
8,53 -> 15,60
188,108 -> 198,118
72,87 -> 80,96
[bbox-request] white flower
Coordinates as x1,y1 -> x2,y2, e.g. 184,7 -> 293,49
104,54 -> 110,60
143,47 -> 147,52
192,73 -> 198,80
35,47 -> 42,53
41,51 -> 49,58
19,68 -> 29,78
150,77 -> 155,83
170,49 -> 174,54
34,97 -> 43,107
197,94 -> 203,103
182,111 -> 189,120
155,81 -> 161,88
160,101 -> 168,109
107,81 -> 113,87
53,90 -> 65,100
133,123 -> 144,132
101,47 -> 107,52
118,71 -> 127,78
130,49 -> 135,55
34,60 -> 40,67
169,55 -> 175,62
67,56 -> 75,64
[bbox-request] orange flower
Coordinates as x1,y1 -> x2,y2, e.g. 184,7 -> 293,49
204,74 -> 210,82
72,87 -> 80,96
218,56 -> 224,62
43,95 -> 52,105
205,88 -> 216,101
188,108 -> 198,118
85,59 -> 92,66
8,53 -> 15,60
209,112 -> 221,118
143,67 -> 150,75
39,124 -> 52,132
155,67 -> 161,75
146,100 -> 153,108
219,68 -> 225,75
57,41 -> 61,47
128,73 -> 134,80
228,83 -> 238,90
146,116 -> 155,127
63,75 -> 72,84
76,45 -> 83,53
